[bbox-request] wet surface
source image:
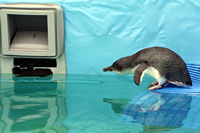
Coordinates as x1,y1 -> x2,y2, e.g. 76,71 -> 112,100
0,74 -> 200,133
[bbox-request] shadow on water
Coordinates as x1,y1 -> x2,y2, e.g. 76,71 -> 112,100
0,76 -> 67,133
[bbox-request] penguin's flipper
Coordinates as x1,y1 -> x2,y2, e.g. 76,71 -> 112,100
134,63 -> 149,85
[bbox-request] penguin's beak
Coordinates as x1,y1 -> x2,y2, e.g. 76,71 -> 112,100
103,66 -> 113,72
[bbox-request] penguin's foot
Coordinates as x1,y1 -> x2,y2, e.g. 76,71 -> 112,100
149,81 -> 159,88
148,81 -> 169,90
148,85 -> 163,90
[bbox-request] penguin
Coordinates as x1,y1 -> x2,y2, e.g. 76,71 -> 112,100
103,47 -> 192,90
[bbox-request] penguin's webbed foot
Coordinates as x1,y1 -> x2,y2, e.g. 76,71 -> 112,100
149,81 -> 159,88
148,81 -> 169,90
148,85 -> 163,90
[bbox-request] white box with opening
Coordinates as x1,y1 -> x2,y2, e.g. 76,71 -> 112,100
0,3 -> 66,76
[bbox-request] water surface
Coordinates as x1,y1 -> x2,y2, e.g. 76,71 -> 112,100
1,74 -> 200,133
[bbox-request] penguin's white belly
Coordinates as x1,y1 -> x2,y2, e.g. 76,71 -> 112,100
114,65 -> 167,86
144,67 -> 161,80
144,66 -> 167,85
145,67 -> 184,86
114,65 -> 161,78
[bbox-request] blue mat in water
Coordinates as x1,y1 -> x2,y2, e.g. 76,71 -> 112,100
120,63 -> 200,129
120,90 -> 200,129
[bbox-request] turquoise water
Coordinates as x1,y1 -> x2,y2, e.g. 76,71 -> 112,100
1,74 -> 200,133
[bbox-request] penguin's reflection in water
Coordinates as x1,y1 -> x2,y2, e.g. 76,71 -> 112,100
103,98 -> 130,114
104,91 -> 193,132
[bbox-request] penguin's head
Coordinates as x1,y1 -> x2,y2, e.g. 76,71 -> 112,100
103,61 -> 123,72
103,56 -> 133,74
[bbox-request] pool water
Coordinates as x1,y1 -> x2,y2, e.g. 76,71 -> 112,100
1,74 -> 200,133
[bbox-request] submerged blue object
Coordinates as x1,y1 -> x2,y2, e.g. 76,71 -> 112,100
120,91 -> 200,129
119,63 -> 200,127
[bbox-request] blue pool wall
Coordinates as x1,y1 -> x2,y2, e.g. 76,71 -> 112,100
1,0 -> 200,74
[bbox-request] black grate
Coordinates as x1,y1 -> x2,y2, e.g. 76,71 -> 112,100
14,58 -> 57,68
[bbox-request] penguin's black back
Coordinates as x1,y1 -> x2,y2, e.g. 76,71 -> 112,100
130,47 -> 192,86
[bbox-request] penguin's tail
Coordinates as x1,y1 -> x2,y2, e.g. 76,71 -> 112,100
186,80 -> 192,86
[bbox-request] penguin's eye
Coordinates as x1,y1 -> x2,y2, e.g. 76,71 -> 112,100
112,63 -> 117,68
